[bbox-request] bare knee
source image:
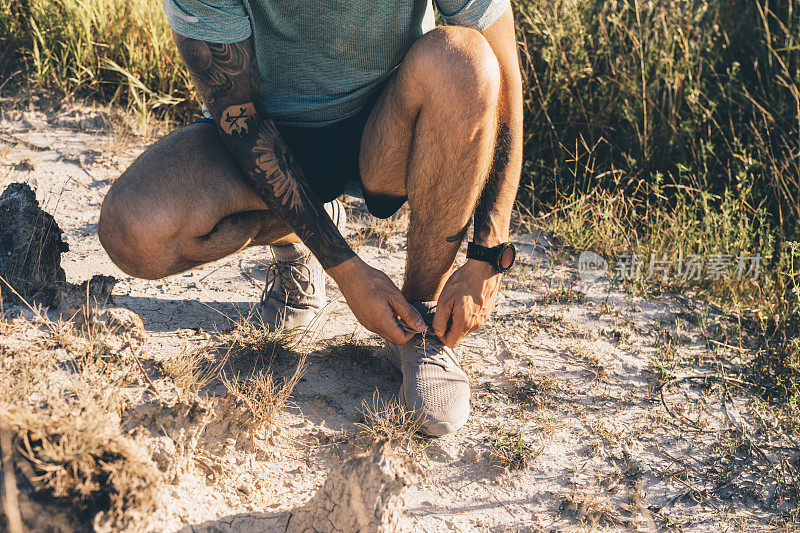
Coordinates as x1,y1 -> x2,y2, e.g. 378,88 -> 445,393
400,26 -> 501,116
98,183 -> 177,280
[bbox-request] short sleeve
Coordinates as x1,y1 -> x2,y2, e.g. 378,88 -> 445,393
163,0 -> 252,44
434,0 -> 509,31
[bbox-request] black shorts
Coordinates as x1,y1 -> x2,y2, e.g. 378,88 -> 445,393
194,99 -> 406,220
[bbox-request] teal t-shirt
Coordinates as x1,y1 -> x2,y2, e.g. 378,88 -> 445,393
164,0 -> 509,126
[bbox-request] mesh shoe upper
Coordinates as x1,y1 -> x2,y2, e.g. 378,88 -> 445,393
386,329 -> 471,436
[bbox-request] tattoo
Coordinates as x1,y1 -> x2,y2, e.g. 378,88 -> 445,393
474,123 -> 511,244
175,39 -> 258,107
221,103 -> 257,135
252,121 -> 303,211
173,32 -> 355,270
445,221 -> 471,243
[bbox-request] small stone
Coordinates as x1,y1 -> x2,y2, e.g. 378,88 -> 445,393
286,441 -> 418,532
0,182 -> 68,307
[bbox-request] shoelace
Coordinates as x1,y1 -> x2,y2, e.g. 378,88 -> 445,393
261,258 -> 315,306
413,332 -> 454,371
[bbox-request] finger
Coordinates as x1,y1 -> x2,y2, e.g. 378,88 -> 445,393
432,297 -> 454,339
380,304 -> 415,345
470,307 -> 489,335
383,318 -> 415,345
390,296 -> 426,333
443,304 -> 468,349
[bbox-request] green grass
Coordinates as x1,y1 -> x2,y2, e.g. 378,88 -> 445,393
0,0 -> 798,411
0,0 -> 196,123
513,0 -> 800,409
515,0 -> 800,222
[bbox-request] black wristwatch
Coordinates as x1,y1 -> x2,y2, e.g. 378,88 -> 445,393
466,242 -> 516,273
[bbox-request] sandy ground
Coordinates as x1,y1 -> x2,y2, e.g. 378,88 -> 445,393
0,97 -> 796,532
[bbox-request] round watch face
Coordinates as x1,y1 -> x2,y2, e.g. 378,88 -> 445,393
499,244 -> 516,271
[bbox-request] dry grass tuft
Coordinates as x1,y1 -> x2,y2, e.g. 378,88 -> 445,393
214,319 -> 297,367
355,391 -> 427,460
560,490 -> 622,528
3,402 -> 159,529
210,317 -> 308,439
162,347 -> 219,395
161,312 -> 303,397
509,371 -> 566,408
222,352 -> 307,440
43,319 -> 81,351
485,426 -> 542,471
536,288 -> 587,306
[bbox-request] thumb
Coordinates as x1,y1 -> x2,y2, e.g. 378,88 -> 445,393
391,296 -> 427,333
432,297 -> 453,339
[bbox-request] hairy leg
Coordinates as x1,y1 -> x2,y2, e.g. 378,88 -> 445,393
99,121 -> 298,279
360,27 -> 501,302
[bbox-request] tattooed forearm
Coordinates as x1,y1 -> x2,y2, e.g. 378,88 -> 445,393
473,123 -> 512,245
221,102 -> 257,135
172,32 -> 355,270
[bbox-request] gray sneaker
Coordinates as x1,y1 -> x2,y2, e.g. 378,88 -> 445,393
385,302 -> 471,436
260,200 -> 346,331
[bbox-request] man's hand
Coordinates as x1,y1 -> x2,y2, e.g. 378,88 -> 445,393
329,257 -> 427,345
432,259 -> 501,348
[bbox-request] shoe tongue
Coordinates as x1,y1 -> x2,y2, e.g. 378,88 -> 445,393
271,242 -> 311,262
410,300 -> 437,327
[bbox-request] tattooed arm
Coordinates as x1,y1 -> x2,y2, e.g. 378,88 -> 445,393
173,33 -> 426,342
433,8 -> 524,348
172,34 -> 354,270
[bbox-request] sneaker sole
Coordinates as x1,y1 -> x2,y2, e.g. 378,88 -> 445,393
262,305 -> 326,333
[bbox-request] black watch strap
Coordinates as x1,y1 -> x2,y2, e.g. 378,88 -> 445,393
466,242 -> 495,263
466,242 -> 516,273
